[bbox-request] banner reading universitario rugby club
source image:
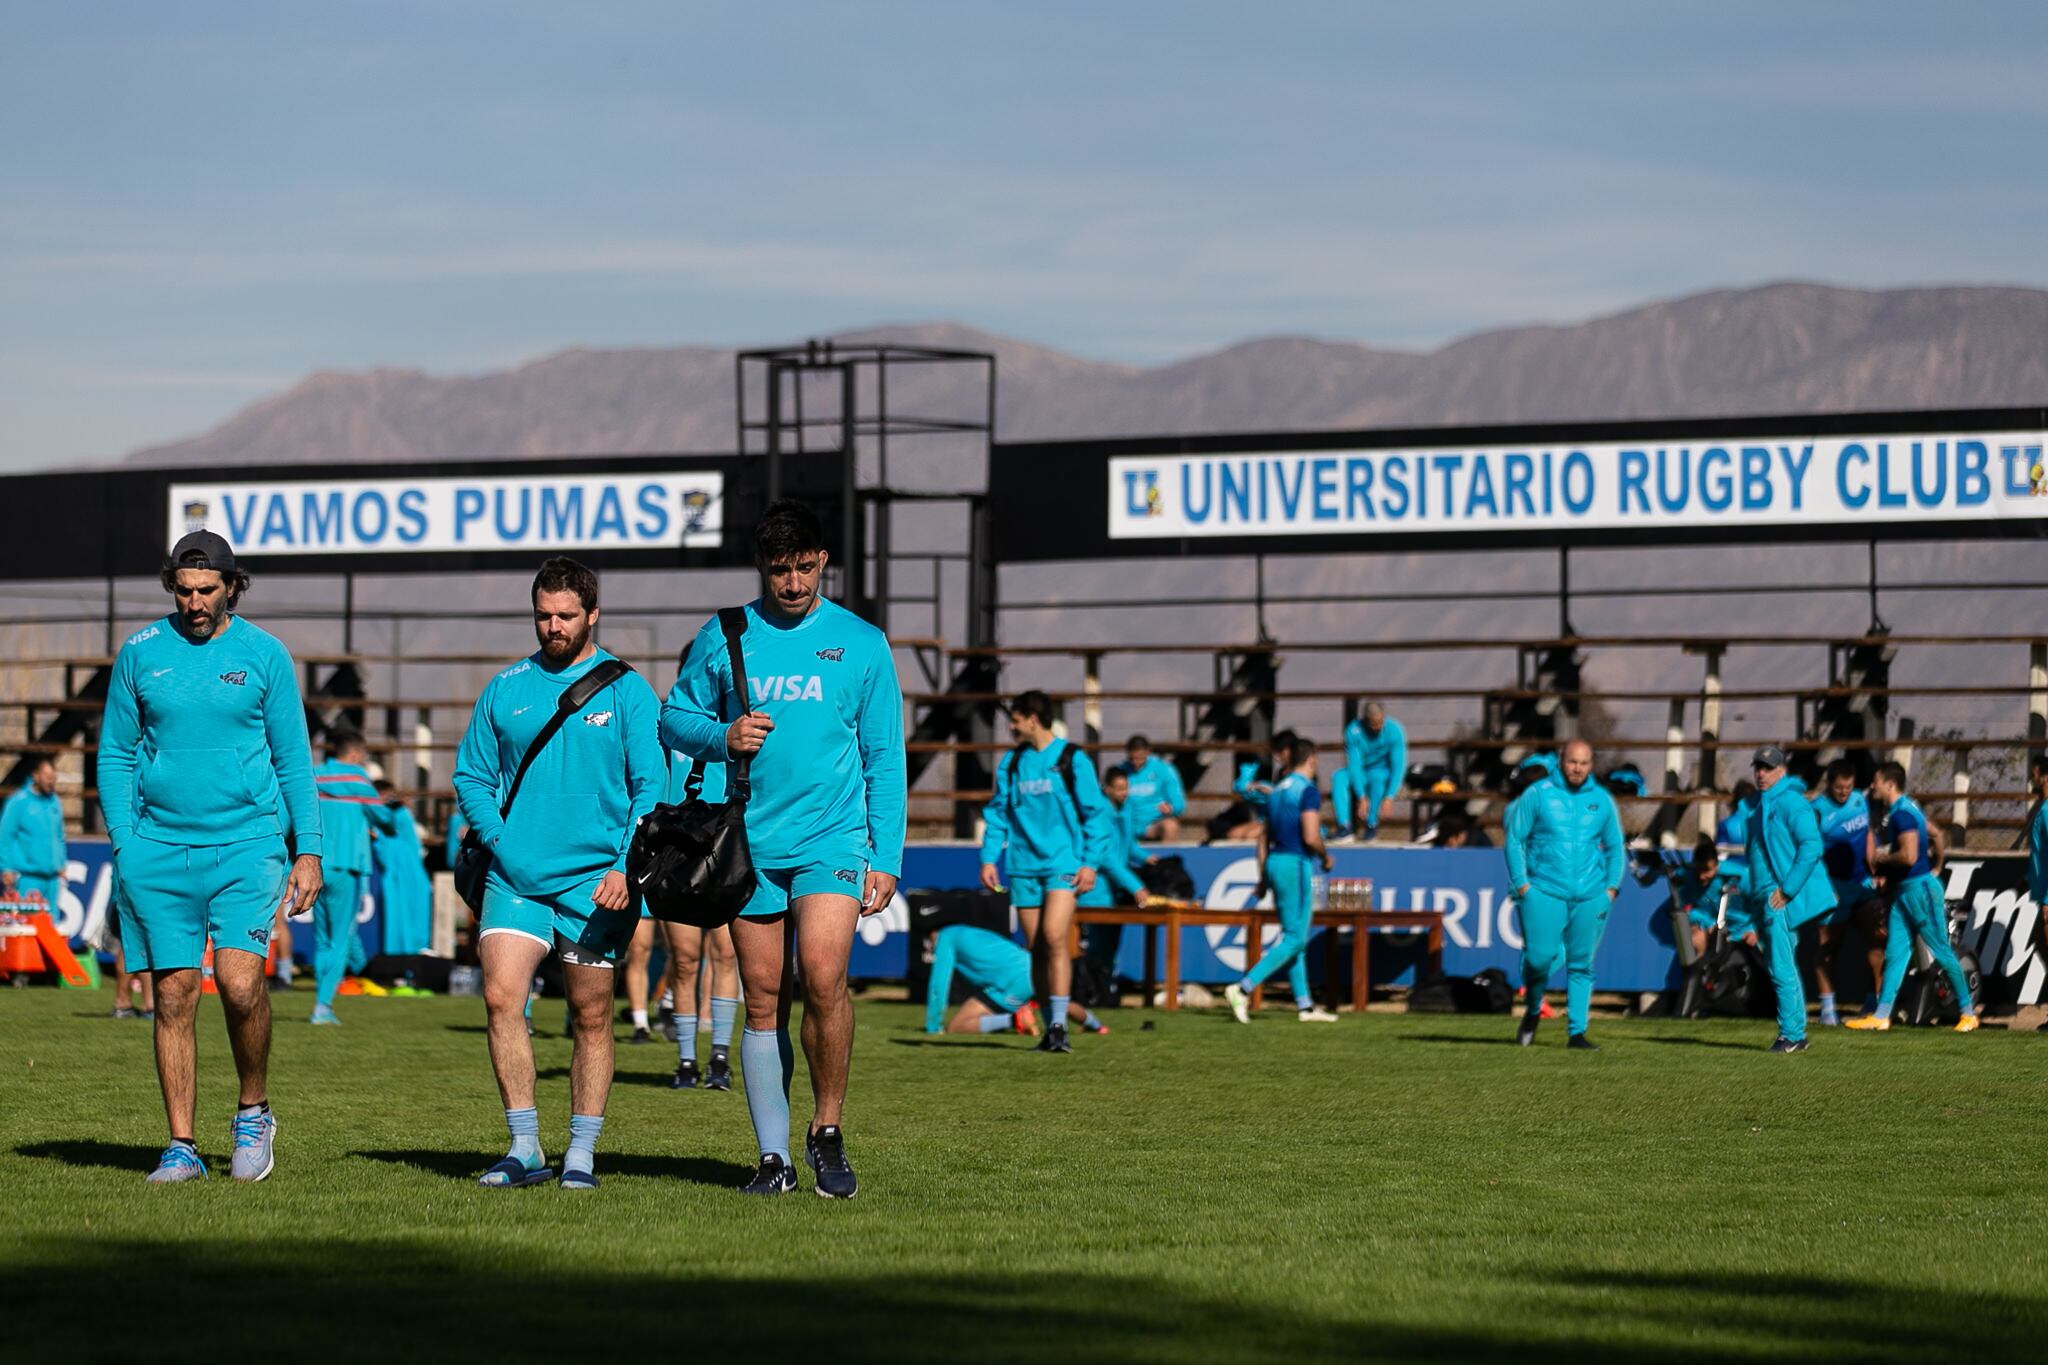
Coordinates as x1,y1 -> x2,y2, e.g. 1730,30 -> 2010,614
1108,429 -> 2048,540
167,471 -> 725,556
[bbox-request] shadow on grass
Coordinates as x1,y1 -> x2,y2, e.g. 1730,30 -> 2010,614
887,1038 -> 1009,1049
1639,1035 -> 1761,1051
350,1148 -> 751,1187
0,1239 -> 2031,1364
1397,1033 -> 1521,1047
15,1139 -> 165,1171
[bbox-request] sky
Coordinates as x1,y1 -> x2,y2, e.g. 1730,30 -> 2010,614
4,0 -> 2048,470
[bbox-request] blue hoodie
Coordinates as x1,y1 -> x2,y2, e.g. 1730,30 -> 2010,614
0,786 -> 65,877
313,758 -> 400,874
453,648 -> 666,898
1345,715 -> 1408,785
97,615 -> 321,857
1743,774 -> 1832,922
923,924 -> 1033,1032
980,737 -> 1112,878
1116,754 -> 1186,819
1504,773 -> 1625,902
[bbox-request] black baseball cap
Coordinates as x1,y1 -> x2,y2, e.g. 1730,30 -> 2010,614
167,530 -> 239,575
1751,744 -> 1788,770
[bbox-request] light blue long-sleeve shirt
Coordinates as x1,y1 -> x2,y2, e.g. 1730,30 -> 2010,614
1504,774 -> 1625,901
923,924 -> 1034,1032
453,647 -> 665,898
0,786 -> 65,876
313,758 -> 400,873
1744,775 -> 1832,921
659,598 -> 906,876
97,614 -> 321,856
980,737 -> 1112,878
1812,789 -> 1872,885
2030,801 -> 2048,904
1117,754 -> 1186,819
1345,715 -> 1408,788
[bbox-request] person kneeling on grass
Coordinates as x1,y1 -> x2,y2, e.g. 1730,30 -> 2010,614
1226,736 -> 1339,1025
1505,739 -> 1624,1051
1846,762 -> 1978,1034
923,924 -> 1108,1038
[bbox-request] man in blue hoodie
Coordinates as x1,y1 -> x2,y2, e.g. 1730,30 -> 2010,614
1743,746 -> 1834,1053
1115,735 -> 1186,841
98,531 -> 324,1185
1504,739 -> 1625,1049
307,729 -> 400,1025
1847,762 -> 1978,1034
455,557 -> 665,1190
981,689 -> 1112,1055
1335,701 -> 1406,841
0,756 -> 66,913
662,501 -> 906,1199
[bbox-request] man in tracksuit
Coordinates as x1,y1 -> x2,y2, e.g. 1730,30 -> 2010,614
307,729 -> 399,1024
1079,765 -> 1157,978
1847,762 -> 1979,1034
98,531 -> 324,1184
1225,735 -> 1338,1024
1743,746 -> 1835,1053
1810,759 -> 1877,1025
1505,739 -> 1624,1050
0,756 -> 66,912
1335,701 -> 1406,841
1116,734 -> 1186,841
455,557 -> 665,1190
663,500 -> 907,1198
980,689 -> 1112,1056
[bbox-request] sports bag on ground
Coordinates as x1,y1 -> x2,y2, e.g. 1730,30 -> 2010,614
629,608 -> 756,929
453,657 -> 633,914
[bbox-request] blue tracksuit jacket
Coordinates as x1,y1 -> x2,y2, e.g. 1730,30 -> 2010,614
980,737 -> 1112,878
1504,774 -> 1625,902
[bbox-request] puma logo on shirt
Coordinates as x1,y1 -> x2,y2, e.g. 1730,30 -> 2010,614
817,648 -> 845,662
584,710 -> 613,727
219,671 -> 248,686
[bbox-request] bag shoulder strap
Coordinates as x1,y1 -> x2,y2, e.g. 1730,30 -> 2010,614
715,607 -> 753,802
499,657 -> 633,817
1056,741 -> 1087,815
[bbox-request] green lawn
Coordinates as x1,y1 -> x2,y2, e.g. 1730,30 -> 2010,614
2,986 -> 2043,1363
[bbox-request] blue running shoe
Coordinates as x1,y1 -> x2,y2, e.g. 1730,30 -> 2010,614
229,1108 -> 276,1182
805,1125 -> 858,1200
1768,1036 -> 1811,1053
740,1153 -> 796,1195
310,1004 -> 341,1026
146,1142 -> 208,1184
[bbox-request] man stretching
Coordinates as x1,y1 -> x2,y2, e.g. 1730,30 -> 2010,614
454,557 -> 664,1189
1336,701 -> 1406,841
98,531 -> 323,1183
923,924 -> 1109,1037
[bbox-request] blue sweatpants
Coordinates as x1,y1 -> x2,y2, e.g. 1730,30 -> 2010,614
1241,851 -> 1315,1006
1333,767 -> 1396,831
1875,876 -> 1972,1016
314,868 -> 363,1008
1756,903 -> 1807,1043
1518,886 -> 1609,1036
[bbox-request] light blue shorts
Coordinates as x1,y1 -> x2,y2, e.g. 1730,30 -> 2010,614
1008,871 -> 1081,911
114,835 -> 289,971
742,851 -> 868,919
479,872 -> 636,966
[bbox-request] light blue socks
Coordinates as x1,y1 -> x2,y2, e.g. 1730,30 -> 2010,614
564,1113 -> 603,1178
978,1013 -> 1013,1033
505,1106 -> 542,1169
1050,994 -> 1070,1030
676,1012 -> 699,1063
710,995 -> 738,1056
741,1027 -> 792,1161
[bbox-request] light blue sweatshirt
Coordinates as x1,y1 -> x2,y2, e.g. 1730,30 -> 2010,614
1082,796 -> 1149,904
1117,754 -> 1186,818
1345,715 -> 1408,784
453,648 -> 666,898
1812,789 -> 1872,885
97,614 -> 321,856
1504,773 -> 1625,902
0,786 -> 65,876
923,924 -> 1034,1032
660,597 -> 906,875
1743,775 -> 1832,922
980,737 -> 1111,878
313,758 -> 400,873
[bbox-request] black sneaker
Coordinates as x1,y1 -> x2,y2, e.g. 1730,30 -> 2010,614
1567,1033 -> 1599,1052
740,1153 -> 796,1195
705,1053 -> 733,1091
805,1126 -> 858,1200
670,1059 -> 700,1089
1041,1024 -> 1072,1054
1516,1015 -> 1539,1047
629,1027 -> 652,1046
1768,1037 -> 1810,1053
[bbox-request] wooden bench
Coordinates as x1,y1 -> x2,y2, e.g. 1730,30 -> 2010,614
1071,904 -> 1444,1013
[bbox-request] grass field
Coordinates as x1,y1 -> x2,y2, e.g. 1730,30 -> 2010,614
3,985 -> 2044,1363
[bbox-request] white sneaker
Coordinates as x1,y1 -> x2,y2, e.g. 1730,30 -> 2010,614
1297,1006 -> 1339,1023
1224,983 -> 1251,1024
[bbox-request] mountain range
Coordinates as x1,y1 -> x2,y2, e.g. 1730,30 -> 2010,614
123,282 -> 2048,469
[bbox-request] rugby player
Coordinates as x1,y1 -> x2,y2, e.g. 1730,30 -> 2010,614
1809,759 -> 1877,1026
1225,736 -> 1339,1024
308,729 -> 398,1024
924,923 -> 1108,1036
1743,746 -> 1835,1053
98,531 -> 323,1182
1846,763 -> 1978,1033
1115,734 -> 1185,840
0,756 -> 65,914
661,501 -> 906,1198
453,557 -> 664,1189
1335,701 -> 1406,841
1505,739 -> 1624,1049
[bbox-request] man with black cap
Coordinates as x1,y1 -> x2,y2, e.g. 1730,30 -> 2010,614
1743,745 -> 1832,1053
97,531 -> 324,1183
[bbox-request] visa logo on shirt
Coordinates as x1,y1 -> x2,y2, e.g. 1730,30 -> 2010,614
752,675 -> 826,703
1018,778 -> 1056,796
